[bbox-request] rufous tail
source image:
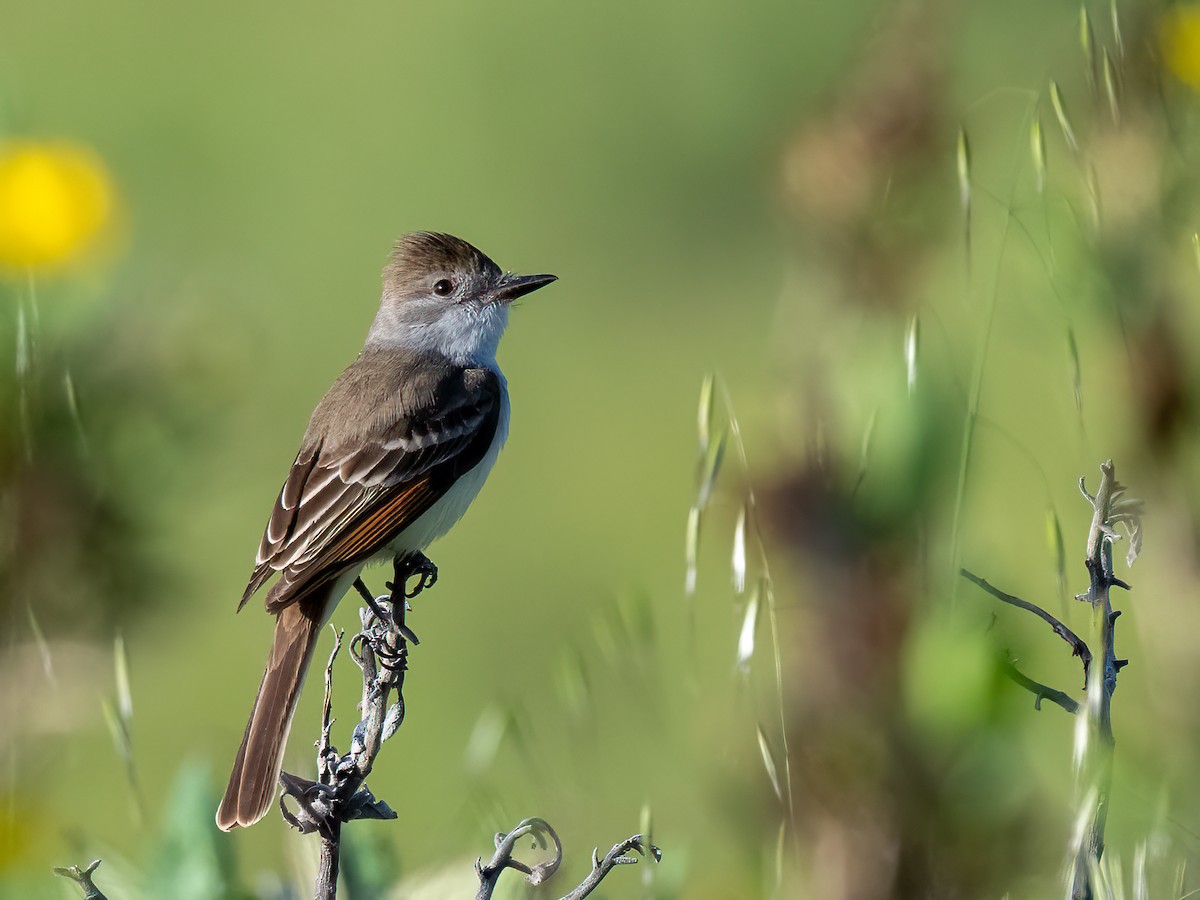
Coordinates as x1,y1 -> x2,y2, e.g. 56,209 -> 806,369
216,601 -> 323,831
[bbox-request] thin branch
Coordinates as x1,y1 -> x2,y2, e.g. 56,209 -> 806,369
475,817 -> 562,899
1001,659 -> 1079,714
475,818 -> 661,900
52,859 -> 108,900
960,568 -> 1092,687
559,833 -> 663,900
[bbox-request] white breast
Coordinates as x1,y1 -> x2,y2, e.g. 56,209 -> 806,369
382,375 -> 509,557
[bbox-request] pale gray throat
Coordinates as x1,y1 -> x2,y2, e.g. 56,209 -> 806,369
367,296 -> 510,367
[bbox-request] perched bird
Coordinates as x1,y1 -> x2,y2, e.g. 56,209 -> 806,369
216,232 -> 555,830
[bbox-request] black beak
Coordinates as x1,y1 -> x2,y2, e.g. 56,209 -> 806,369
495,272 -> 557,302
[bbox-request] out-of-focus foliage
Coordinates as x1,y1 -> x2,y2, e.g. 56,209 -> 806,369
1161,4 -> 1200,89
5,0 -> 1200,899
759,0 -> 1200,896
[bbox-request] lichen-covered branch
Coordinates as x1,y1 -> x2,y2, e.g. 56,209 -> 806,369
474,817 -> 661,900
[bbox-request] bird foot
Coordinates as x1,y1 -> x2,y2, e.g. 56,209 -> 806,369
386,552 -> 438,600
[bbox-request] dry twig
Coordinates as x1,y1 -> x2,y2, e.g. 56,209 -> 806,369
279,553 -> 435,900
52,859 -> 108,900
474,817 -> 661,900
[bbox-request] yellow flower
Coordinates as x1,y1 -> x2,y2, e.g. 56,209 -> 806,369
1161,5 -> 1200,89
0,140 -> 114,271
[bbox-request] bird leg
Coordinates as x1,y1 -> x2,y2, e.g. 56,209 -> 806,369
353,577 -> 391,621
352,574 -> 420,647
350,553 -> 436,649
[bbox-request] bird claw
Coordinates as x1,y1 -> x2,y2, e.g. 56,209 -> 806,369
386,553 -> 439,600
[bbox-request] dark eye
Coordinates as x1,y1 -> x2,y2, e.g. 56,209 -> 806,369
433,278 -> 454,296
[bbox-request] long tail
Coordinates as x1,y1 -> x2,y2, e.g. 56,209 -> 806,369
216,601 -> 323,831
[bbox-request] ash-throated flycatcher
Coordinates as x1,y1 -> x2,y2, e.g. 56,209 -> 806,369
216,232 -> 555,831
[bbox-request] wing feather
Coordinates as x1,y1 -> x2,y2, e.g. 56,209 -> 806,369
238,363 -> 500,613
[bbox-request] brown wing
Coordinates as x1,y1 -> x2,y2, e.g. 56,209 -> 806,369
239,364 -> 501,613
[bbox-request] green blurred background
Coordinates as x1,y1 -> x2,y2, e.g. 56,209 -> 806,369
4,0 -> 1200,897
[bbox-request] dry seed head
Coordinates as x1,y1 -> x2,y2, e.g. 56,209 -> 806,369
756,725 -> 783,801
732,505 -> 747,594
1103,49 -> 1120,124
1031,117 -> 1046,194
736,583 -> 762,675
685,505 -> 701,596
1050,81 -> 1079,153
956,127 -> 971,214
905,315 -> 920,394
1081,4 -> 1097,87
697,372 -> 715,455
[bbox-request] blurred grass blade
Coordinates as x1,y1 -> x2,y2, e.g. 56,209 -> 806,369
956,127 -> 971,252
1110,0 -> 1123,59
102,699 -> 132,767
639,802 -> 653,845
1050,81 -> 1079,153
639,803 -> 655,887
1086,163 -> 1101,231
114,632 -> 133,725
697,431 -> 727,509
956,127 -> 970,213
63,369 -> 91,456
852,408 -> 877,498
15,301 -> 29,379
102,696 -> 145,826
1193,234 -> 1200,276
905,315 -> 920,394
736,583 -> 762,675
556,645 -> 590,717
1133,841 -> 1147,900
685,504 -> 701,596
105,633 -> 144,824
1047,507 -> 1068,609
16,300 -> 31,460
1031,116 -> 1046,194
732,504 -> 747,594
756,725 -> 783,801
1102,49 -> 1119,124
698,372 -> 715,456
464,705 -> 507,775
1067,328 -> 1083,417
26,604 -> 55,687
1074,684 -> 1091,772
774,819 -> 786,894
1080,4 -> 1097,87
1103,851 -> 1125,899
